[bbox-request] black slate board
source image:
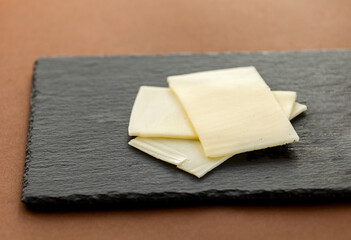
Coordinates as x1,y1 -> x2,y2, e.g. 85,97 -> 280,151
22,50 -> 351,209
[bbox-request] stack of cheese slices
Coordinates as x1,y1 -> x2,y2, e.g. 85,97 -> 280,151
128,67 -> 307,178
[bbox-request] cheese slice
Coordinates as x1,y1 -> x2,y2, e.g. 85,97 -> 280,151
129,137 -> 230,178
272,91 -> 296,118
290,102 -> 307,120
129,87 -> 298,139
168,67 -> 299,157
128,137 -> 187,165
128,86 -> 197,139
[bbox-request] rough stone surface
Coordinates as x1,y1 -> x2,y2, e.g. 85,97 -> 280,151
22,50 -> 351,209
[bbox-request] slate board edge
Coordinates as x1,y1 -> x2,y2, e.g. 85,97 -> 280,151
30,48 -> 351,62
22,59 -> 39,204
22,188 -> 351,210
21,50 -> 351,208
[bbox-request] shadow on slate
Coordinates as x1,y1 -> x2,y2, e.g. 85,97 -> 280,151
22,50 -> 351,210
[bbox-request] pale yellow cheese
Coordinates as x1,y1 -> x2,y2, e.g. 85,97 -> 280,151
168,67 -> 299,157
289,102 -> 307,120
128,137 -> 187,165
129,87 -> 298,139
272,91 -> 296,118
128,137 -> 230,178
128,86 -> 197,139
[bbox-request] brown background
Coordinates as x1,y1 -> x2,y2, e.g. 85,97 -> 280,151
1,0 -> 351,239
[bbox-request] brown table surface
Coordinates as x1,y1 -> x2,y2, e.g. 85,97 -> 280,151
1,0 -> 351,239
